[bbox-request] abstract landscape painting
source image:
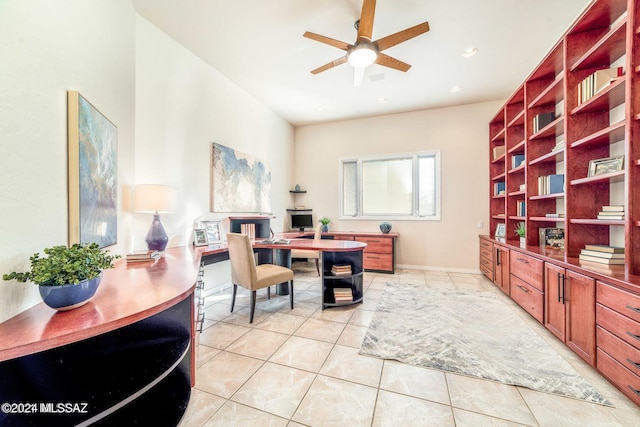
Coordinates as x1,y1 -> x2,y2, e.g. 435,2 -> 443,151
68,91 -> 118,248
210,143 -> 271,213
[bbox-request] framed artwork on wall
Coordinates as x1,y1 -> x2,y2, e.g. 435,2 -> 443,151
210,142 -> 271,213
68,91 -> 118,248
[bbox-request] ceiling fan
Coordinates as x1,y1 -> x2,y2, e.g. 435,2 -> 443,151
303,0 -> 430,86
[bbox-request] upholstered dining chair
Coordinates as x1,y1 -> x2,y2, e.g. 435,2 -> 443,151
291,224 -> 322,275
227,232 -> 294,323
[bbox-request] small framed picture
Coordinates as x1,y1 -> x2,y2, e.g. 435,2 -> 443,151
193,228 -> 208,246
495,223 -> 506,238
588,155 -> 624,177
202,220 -> 222,243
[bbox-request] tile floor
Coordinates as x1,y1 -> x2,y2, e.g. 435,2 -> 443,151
179,263 -> 640,426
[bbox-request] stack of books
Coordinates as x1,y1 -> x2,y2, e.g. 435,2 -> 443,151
597,205 -> 625,220
331,264 -> 352,276
538,174 -> 564,195
545,213 -> 565,218
511,154 -> 525,169
126,250 -> 161,263
494,181 -> 505,196
516,200 -> 526,216
579,245 -> 625,265
577,67 -> 624,105
240,223 -> 256,240
333,287 -> 353,303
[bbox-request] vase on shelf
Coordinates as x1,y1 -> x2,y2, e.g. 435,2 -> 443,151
379,222 -> 392,234
520,237 -> 526,248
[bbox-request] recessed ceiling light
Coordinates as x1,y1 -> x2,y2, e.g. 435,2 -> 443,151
462,47 -> 478,58
450,85 -> 462,93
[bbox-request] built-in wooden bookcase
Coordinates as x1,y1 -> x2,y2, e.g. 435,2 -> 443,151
488,0 -> 640,274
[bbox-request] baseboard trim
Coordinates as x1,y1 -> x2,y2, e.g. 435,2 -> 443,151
396,264 -> 482,275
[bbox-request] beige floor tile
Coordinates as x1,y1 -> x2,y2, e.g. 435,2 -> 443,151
269,335 -> 333,372
294,317 -> 345,343
518,387 -> 626,427
379,360 -> 450,405
337,323 -> 369,348
203,302 -> 235,321
231,362 -> 316,419
202,401 -> 288,427
198,322 -> 251,349
320,344 -> 383,387
446,374 -> 537,426
179,388 -> 226,427
311,305 -> 355,323
254,312 -> 306,334
225,328 -> 289,360
287,300 -> 320,318
292,375 -> 377,426
196,344 -> 221,368
196,351 -> 263,398
452,408 -> 533,427
349,308 -> 375,327
372,389 -> 455,427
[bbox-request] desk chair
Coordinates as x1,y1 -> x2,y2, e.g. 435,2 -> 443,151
291,224 -> 322,276
227,232 -> 294,323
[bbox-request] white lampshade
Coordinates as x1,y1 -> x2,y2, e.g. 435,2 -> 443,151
348,42 -> 378,68
134,184 -> 177,213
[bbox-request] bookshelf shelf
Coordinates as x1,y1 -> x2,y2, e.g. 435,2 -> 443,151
530,193 -> 564,200
569,77 -> 625,115
570,170 -> 625,185
529,149 -> 565,165
569,121 -> 625,149
530,216 -> 566,222
570,218 -> 625,226
569,18 -> 627,72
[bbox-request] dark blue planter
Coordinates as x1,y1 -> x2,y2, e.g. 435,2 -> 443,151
38,274 -> 102,311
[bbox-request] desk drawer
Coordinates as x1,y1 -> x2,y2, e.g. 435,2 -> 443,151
509,252 -> 543,291
358,236 -> 393,253
364,253 -> 393,271
597,326 -> 640,377
333,235 -> 354,241
480,239 -> 493,252
510,274 -> 543,323
597,348 -> 640,406
597,304 -> 640,351
597,281 -> 640,324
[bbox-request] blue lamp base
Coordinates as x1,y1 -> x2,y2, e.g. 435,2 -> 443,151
146,213 -> 169,251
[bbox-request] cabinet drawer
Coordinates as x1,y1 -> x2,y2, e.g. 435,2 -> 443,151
510,274 -> 543,323
597,281 -> 640,324
479,255 -> 493,272
480,263 -> 493,280
479,239 -> 492,252
597,304 -> 640,351
509,252 -> 543,291
480,244 -> 493,262
597,326 -> 640,377
333,235 -> 354,241
597,348 -> 640,406
364,253 -> 393,271
358,236 -> 393,253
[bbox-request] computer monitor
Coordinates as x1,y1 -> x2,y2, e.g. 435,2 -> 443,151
291,214 -> 314,231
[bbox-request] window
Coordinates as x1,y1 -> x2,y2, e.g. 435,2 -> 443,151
340,151 -> 440,220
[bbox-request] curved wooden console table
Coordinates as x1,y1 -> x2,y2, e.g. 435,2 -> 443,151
0,246 -> 201,426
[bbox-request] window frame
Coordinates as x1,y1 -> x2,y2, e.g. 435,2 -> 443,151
339,150 -> 441,221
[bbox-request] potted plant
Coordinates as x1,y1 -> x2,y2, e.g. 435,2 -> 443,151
3,243 -> 120,311
514,222 -> 526,247
319,216 -> 331,232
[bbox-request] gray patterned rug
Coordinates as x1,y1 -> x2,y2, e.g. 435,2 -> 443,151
359,283 -> 611,406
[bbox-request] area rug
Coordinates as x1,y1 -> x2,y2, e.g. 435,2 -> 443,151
359,283 -> 611,406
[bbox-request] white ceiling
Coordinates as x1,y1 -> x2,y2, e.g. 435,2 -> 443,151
131,0 -> 592,127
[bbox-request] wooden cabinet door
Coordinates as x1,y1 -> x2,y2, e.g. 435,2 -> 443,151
565,269 -> 596,366
493,245 -> 510,295
544,262 -> 566,342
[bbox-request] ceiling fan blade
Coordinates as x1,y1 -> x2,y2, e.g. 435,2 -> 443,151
311,56 -> 348,74
303,31 -> 352,51
375,22 -> 430,52
357,0 -> 376,40
375,53 -> 411,72
353,67 -> 365,86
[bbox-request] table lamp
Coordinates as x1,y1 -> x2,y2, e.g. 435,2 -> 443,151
134,184 -> 177,251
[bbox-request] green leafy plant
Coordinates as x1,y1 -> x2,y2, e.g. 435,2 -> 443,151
514,222 -> 526,238
3,243 -> 120,286
319,217 -> 331,226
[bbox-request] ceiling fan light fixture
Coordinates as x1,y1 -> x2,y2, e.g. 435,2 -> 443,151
348,42 -> 378,68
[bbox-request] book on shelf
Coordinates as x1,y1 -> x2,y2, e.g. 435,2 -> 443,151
578,254 -> 625,265
493,145 -> 505,160
331,264 -> 352,276
537,174 -> 564,195
240,223 -> 256,240
539,228 -> 564,248
333,287 -> 353,302
580,249 -> 625,259
126,250 -> 161,263
577,67 -> 624,105
519,184 -> 526,191
583,245 -> 624,254
601,205 -> 624,212
494,181 -> 505,196
545,213 -> 565,218
516,200 -> 526,217
533,112 -> 555,133
597,214 -> 624,220
578,260 -> 616,275
552,139 -> 565,152
511,154 -> 525,169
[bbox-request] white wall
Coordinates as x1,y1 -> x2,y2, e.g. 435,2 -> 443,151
0,0 -> 136,322
294,101 -> 503,272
